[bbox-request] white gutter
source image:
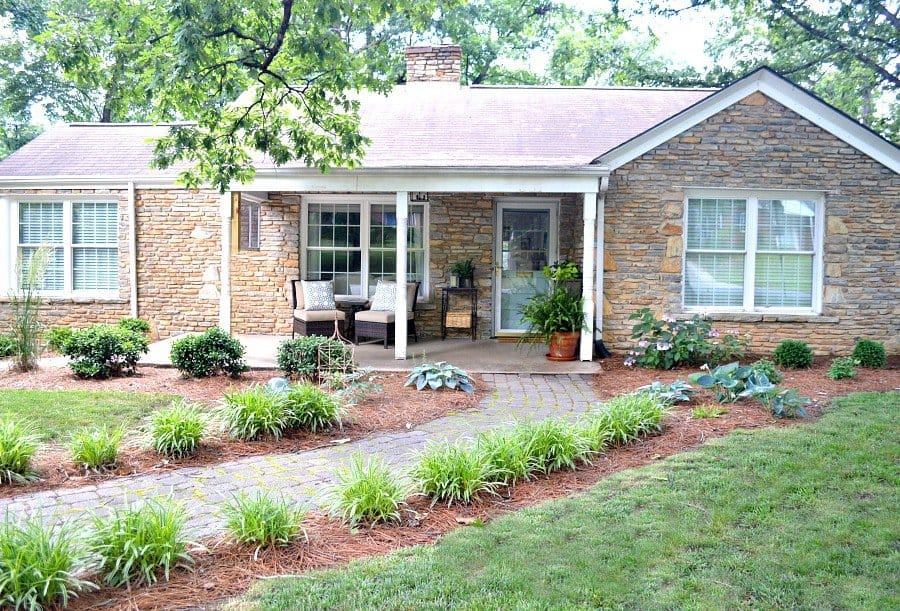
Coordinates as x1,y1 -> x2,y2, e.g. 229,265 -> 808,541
127,181 -> 138,318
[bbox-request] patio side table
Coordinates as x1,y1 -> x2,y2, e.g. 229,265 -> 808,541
440,286 -> 477,341
334,296 -> 369,339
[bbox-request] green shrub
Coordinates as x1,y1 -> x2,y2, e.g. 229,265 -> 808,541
0,332 -> 18,358
584,393 -> 669,446
0,419 -> 40,484
754,388 -> 810,418
773,339 -> 813,369
62,324 -> 149,378
118,317 -> 151,335
476,428 -> 535,485
827,357 -> 859,381
0,518 -> 94,609
516,418 -> 591,474
70,427 -> 123,471
151,400 -> 206,457
331,455 -> 407,527
276,336 -> 338,379
44,326 -> 73,353
405,361 -> 475,393
751,358 -> 784,384
852,339 -> 886,368
170,327 -> 248,378
413,443 -> 498,506
626,308 -> 748,369
635,380 -> 696,404
221,386 -> 287,440
323,367 -> 382,405
282,383 -> 346,432
223,492 -> 306,553
91,499 -> 194,587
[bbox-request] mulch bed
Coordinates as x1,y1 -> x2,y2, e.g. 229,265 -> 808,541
0,370 -> 486,499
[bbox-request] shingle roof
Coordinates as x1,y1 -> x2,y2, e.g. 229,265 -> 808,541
0,85 -> 715,177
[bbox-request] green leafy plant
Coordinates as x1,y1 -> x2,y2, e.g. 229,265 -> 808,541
70,427 -> 123,471
322,367 -> 382,405
330,455 -> 407,527
0,419 -> 40,484
689,362 -> 759,403
754,388 -> 810,418
625,308 -> 748,369
91,499 -> 195,587
118,317 -> 151,335
62,324 -> 149,379
636,380 -> 696,404
476,428 -> 536,485
0,518 -> 95,609
751,358 -> 784,384
276,336 -> 342,379
582,393 -> 669,446
9,246 -> 51,371
449,258 -> 475,280
44,326 -> 74,353
282,383 -> 346,432
413,442 -> 499,506
170,327 -> 248,378
405,361 -> 475,392
516,418 -> 591,474
151,400 -> 206,457
221,386 -> 287,440
519,265 -> 586,346
691,405 -> 729,419
852,339 -> 886,368
222,492 -> 307,555
827,357 -> 859,380
773,339 -> 814,369
0,332 -> 16,358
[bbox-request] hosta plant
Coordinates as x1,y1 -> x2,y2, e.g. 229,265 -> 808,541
70,427 -> 123,471
405,361 -> 474,393
689,362 -> 759,403
222,492 -> 306,555
636,380 -> 696,404
754,388 -> 810,418
151,401 -> 206,457
331,456 -> 407,527
413,442 -> 499,506
0,419 -> 40,484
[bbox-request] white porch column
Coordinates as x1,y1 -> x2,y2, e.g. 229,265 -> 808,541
219,191 -> 233,332
394,191 -> 409,359
0,197 -> 11,293
580,191 -> 598,361
595,175 -> 609,345
127,182 -> 138,318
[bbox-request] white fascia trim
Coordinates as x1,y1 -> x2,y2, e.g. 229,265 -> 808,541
598,69 -> 900,174
0,176 -> 181,190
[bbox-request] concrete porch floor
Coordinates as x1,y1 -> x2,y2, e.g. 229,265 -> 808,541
142,334 -> 600,375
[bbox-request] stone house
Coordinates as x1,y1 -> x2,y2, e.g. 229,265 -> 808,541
0,45 -> 898,360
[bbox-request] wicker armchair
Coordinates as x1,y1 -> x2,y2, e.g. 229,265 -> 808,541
354,281 -> 420,348
289,280 -> 346,338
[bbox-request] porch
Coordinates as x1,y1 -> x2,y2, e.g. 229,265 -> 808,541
143,334 -> 600,374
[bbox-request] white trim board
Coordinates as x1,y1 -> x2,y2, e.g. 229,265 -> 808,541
596,67 -> 900,175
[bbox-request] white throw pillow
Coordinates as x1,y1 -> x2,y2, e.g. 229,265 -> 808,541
370,281 -> 397,311
301,280 -> 336,311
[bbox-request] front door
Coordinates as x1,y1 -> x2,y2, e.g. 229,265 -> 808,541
494,200 -> 558,334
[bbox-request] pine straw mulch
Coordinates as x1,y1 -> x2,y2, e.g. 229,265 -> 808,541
0,371 -> 486,500
70,398 -> 826,610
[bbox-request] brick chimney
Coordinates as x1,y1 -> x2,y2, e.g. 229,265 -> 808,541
405,45 -> 462,84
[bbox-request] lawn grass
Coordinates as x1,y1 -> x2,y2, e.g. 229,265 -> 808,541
243,392 -> 900,610
0,389 -> 176,441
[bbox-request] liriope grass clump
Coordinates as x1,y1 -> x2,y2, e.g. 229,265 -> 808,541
91,499 -> 195,587
581,393 -> 669,447
221,385 -> 287,440
0,418 -> 40,484
0,518 -> 95,609
515,418 -> 591,474
413,442 -> 499,506
331,456 -> 407,527
223,492 -> 307,555
151,400 -> 206,457
283,383 -> 346,432
70,427 -> 123,471
476,428 -> 536,485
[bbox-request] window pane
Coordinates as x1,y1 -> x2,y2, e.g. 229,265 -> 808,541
239,201 -> 260,250
754,254 -> 813,308
757,200 -> 815,251
19,247 -> 64,291
19,202 -> 63,244
684,252 -> 744,307
686,198 -> 746,250
74,247 -> 118,290
73,202 -> 117,244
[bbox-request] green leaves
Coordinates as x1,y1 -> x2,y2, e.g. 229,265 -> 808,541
405,362 -> 475,393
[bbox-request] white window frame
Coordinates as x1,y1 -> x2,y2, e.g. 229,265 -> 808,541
682,189 -> 824,315
6,196 -> 120,298
300,194 -> 431,300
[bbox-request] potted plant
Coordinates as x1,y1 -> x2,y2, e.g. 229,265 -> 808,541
519,261 -> 586,361
450,259 -> 475,288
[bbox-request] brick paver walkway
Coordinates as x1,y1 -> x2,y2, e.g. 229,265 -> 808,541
2,374 -> 599,539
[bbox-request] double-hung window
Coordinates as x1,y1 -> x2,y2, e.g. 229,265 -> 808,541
684,193 -> 822,313
304,196 -> 428,298
15,200 -> 119,294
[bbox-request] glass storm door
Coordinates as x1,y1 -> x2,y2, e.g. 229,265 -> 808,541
494,201 -> 558,333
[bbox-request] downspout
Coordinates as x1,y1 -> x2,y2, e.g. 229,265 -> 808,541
127,181 -> 138,318
594,174 -> 610,345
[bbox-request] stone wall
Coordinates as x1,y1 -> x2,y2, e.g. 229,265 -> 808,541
602,92 -> 900,355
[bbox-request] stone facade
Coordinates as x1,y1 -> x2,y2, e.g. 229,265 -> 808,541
405,45 -> 462,83
602,92 -> 900,355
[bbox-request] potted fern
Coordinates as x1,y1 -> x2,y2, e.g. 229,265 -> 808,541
450,259 -> 475,288
519,261 -> 585,361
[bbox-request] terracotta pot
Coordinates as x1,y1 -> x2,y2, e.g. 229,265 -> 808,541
547,331 -> 579,361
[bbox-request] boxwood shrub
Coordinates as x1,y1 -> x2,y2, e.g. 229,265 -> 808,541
773,339 -> 813,369
62,324 -> 149,379
170,327 -> 248,378
0,332 -> 16,358
852,339 -> 886,368
276,336 -> 343,379
118,317 -> 151,335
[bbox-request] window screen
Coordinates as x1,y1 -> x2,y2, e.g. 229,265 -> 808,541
239,201 -> 261,251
